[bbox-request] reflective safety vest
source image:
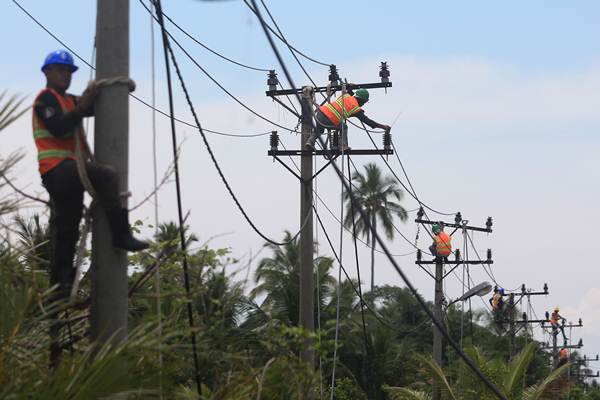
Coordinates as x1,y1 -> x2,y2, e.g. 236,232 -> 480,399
32,88 -> 82,175
550,312 -> 560,325
559,348 -> 568,360
435,232 -> 452,256
491,293 -> 502,310
319,94 -> 362,126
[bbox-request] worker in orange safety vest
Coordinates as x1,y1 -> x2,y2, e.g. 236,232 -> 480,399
550,307 -> 568,342
429,223 -> 452,262
305,88 -> 391,151
34,50 -> 149,367
557,347 -> 569,368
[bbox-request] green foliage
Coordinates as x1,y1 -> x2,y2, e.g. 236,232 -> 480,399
0,90 -> 28,131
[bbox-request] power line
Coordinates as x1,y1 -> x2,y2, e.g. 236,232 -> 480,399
347,155 -> 431,255
11,0 -> 272,139
153,0 -> 201,394
160,5 -> 271,72
277,140 -> 417,257
138,0 -> 301,134
154,1 -> 308,247
242,0 -> 330,67
251,3 -> 507,397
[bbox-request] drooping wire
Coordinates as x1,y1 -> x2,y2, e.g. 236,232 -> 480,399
250,1 -> 507,397
329,156 -> 345,399
152,2 -> 309,247
313,154 -> 324,399
465,230 -> 500,288
149,2 -> 163,397
11,0 -> 272,139
153,0 -> 201,394
138,0 -> 301,134
242,0 -> 330,67
159,6 -> 271,72
347,155 -> 431,255
346,155 -> 373,397
362,120 -> 456,217
256,0 -> 322,92
278,140 -> 416,257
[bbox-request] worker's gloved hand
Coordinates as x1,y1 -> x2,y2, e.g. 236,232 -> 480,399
78,80 -> 99,112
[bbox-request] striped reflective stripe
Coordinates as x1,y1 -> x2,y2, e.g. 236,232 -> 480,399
33,129 -> 53,139
336,96 -> 360,118
37,149 -> 73,160
325,102 -> 343,122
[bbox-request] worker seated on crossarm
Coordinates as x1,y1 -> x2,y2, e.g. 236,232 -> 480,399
550,307 -> 568,343
489,287 -> 505,326
429,223 -> 452,262
305,88 -> 391,151
34,50 -> 149,299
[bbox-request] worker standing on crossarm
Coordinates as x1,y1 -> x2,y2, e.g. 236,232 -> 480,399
429,223 -> 452,261
305,88 -> 391,151
34,50 -> 149,296
550,307 -> 568,343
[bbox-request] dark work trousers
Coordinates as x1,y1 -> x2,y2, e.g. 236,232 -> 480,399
41,158 -> 120,367
309,110 -> 348,147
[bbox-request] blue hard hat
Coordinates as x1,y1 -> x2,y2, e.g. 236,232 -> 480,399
41,50 -> 78,73
498,288 -> 505,295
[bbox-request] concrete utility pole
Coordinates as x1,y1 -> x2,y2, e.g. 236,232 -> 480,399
265,67 -> 393,397
91,0 -> 129,345
432,257 -> 444,400
508,293 -> 516,359
299,86 -> 315,366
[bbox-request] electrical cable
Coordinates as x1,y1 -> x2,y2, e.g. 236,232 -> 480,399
242,0 -> 330,67
346,155 -> 373,397
276,140 -> 417,257
390,139 -> 455,216
149,3 -> 164,397
11,0 -> 272,139
362,122 -> 456,217
347,155 -> 431,255
313,155 -> 324,400
139,0 -> 301,134
257,0 -> 322,94
153,0 -> 201,394
251,2 -> 507,397
329,156 -> 345,400
160,6 -> 270,72
154,1 -> 309,246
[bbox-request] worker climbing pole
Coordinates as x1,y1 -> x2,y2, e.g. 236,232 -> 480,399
34,11 -> 149,365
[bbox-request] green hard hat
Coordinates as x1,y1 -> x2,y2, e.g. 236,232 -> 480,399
354,88 -> 369,103
432,224 -> 442,233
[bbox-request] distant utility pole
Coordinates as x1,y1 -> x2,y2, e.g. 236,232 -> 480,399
503,283 -> 549,359
415,209 -> 493,400
540,316 -> 583,368
91,0 -> 129,345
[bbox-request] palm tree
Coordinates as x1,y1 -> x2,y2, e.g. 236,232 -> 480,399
384,342 -> 569,400
344,163 -> 408,292
250,231 -> 335,327
0,91 -> 28,132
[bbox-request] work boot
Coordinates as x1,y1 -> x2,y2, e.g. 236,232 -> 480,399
107,207 -> 149,252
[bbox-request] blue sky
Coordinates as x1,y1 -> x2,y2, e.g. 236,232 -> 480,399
2,0 -> 600,371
